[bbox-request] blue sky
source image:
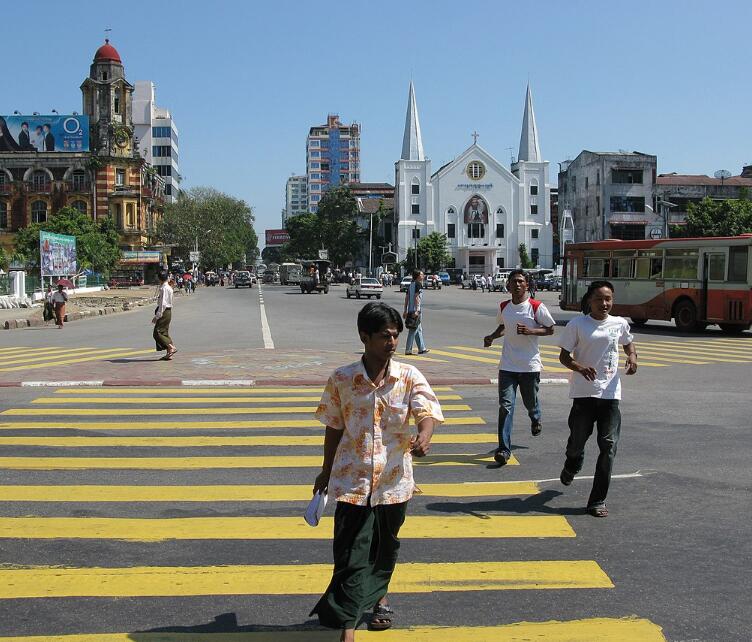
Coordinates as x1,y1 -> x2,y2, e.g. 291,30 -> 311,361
3,1 -> 750,244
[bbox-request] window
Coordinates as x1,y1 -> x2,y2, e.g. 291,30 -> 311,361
310,184 -> 320,191
728,247 -> 748,282
71,200 -> 87,214
114,95 -> 120,114
112,203 -> 122,228
610,196 -> 645,213
411,204 -> 420,215
411,182 -> 420,195
321,163 -> 330,171
496,223 -> 504,238
31,200 -> 47,223
572,176 -> 577,191
71,170 -> 87,191
309,173 -> 320,180
102,71 -> 108,81
0,201 -> 7,228
156,165 -> 172,177
497,258 -> 505,268
610,224 -> 646,241
115,169 -> 125,186
383,222 -> 393,241
309,140 -> 320,147
531,248 -> 539,265
412,228 -> 420,239
466,161 -> 486,180
530,184 -> 538,195
611,169 -> 643,184
310,151 -> 321,158
311,194 -> 320,202
531,229 -> 539,239
152,146 -> 171,157
32,170 -> 48,191
596,170 -> 600,185
0,172 -> 5,188
152,126 -> 171,138
447,223 -> 456,238
126,203 -> 135,228
447,207 -> 456,215
530,204 -> 538,215
635,250 -> 662,279
584,256 -> 610,278
165,184 -> 172,196
310,162 -> 320,169
708,254 -> 726,281
585,176 -> 589,189
467,223 -> 485,238
664,249 -> 698,280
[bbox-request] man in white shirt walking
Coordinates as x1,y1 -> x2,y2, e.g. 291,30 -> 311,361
483,269 -> 555,465
152,271 -> 177,360
557,280 -> 637,517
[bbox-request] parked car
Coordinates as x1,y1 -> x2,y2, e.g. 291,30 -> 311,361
204,271 -> 219,286
399,276 -> 413,292
543,276 -> 562,291
234,270 -> 253,288
437,271 -> 451,286
346,277 -> 383,299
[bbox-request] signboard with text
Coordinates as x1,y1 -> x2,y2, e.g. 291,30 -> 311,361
39,232 -> 77,277
265,229 -> 290,246
0,115 -> 89,152
120,251 -> 162,264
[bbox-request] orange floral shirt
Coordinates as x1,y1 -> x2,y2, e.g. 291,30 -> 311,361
315,359 -> 444,506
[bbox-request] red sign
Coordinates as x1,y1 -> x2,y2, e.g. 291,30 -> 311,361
265,229 -> 290,246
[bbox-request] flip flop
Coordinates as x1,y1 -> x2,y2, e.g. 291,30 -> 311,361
588,505 -> 608,518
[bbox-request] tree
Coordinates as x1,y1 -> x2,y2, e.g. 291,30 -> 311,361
416,232 -> 450,272
681,197 -> 752,237
518,243 -> 534,269
13,206 -> 120,274
156,187 -> 257,269
261,246 -> 282,264
283,213 -> 322,260
0,247 -> 9,272
315,187 -> 364,265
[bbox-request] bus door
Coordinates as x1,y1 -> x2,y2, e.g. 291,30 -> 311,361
699,249 -> 727,321
564,255 -> 579,308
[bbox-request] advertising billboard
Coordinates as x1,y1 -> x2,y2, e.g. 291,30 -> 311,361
0,115 -> 89,152
120,251 -> 162,264
40,232 -> 77,277
265,229 -> 290,247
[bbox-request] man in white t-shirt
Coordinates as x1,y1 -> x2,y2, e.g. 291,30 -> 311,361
557,280 -> 637,518
483,269 -> 555,465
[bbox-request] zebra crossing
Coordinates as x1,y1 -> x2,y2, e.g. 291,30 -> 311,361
0,385 -> 667,640
0,346 -> 152,373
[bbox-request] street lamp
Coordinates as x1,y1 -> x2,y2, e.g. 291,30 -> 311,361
413,221 -> 419,269
658,200 -> 677,239
368,211 -> 373,277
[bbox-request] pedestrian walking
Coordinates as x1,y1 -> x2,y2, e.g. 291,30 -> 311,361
483,269 -> 555,465
479,274 -> 486,292
43,285 -> 54,324
403,269 -> 429,355
557,280 -> 637,518
310,302 -> 444,641
50,284 -> 68,329
152,270 -> 177,360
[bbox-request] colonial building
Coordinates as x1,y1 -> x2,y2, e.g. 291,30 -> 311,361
0,39 -> 165,260
395,83 -> 554,273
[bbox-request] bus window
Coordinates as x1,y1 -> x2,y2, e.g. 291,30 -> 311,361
708,254 -> 726,281
584,257 -> 610,277
635,251 -> 662,279
611,251 -> 634,278
728,247 -> 748,282
664,249 -> 698,280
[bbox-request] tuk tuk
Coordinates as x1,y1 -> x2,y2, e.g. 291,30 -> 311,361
300,260 -> 331,294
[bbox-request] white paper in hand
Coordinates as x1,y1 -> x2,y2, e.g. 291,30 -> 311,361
304,490 -> 328,527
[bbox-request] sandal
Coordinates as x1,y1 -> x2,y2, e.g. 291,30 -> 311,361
588,505 -> 608,518
368,603 -> 393,631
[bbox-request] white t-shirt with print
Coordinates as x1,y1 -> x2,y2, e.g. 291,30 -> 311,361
497,298 -> 556,373
558,314 -> 634,400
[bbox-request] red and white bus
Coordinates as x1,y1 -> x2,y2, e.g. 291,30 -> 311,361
561,235 -> 752,333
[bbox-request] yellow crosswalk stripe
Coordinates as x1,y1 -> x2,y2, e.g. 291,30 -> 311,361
0,347 -> 105,366
51,386 -> 456,394
0,346 -> 77,357
637,341 -> 752,360
0,618 -> 668,641
0,416 -> 486,431
0,560 -> 613,598
0,452 -> 517,469
0,515 -> 575,541
0,432 -> 496,447
399,354 -> 450,363
0,350 -> 154,372
447,346 -> 571,373
2,403 -> 472,416
32,394 -> 463,404
632,347 -> 731,364
0,481 -> 540,502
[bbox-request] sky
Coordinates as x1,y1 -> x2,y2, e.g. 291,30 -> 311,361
3,1 -> 751,246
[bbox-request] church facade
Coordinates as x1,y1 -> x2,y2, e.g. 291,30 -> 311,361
395,83 -> 553,274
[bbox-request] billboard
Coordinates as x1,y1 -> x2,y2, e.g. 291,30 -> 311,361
265,229 -> 290,247
120,251 -> 162,264
0,115 -> 89,152
40,232 -> 77,277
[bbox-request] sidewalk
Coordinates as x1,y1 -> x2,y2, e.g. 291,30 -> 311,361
0,346 -> 569,387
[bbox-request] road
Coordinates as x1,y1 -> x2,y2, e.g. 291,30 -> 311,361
0,284 -> 750,640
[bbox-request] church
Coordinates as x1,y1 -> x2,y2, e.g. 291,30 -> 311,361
394,82 -> 553,274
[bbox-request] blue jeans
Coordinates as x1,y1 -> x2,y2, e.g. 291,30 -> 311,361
497,370 -> 541,454
405,322 -> 425,353
563,398 -> 621,508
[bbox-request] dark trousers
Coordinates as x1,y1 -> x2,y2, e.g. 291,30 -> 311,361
563,397 -> 621,508
153,308 -> 172,351
311,500 -> 407,629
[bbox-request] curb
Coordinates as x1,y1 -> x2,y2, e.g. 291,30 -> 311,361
0,377 -> 570,388
3,298 -> 152,330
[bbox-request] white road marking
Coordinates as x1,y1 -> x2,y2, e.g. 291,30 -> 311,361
21,381 -> 105,387
534,471 -> 645,484
258,284 -> 275,350
182,380 -> 254,386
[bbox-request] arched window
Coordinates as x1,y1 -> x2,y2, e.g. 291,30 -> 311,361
32,170 -> 49,192
71,170 -> 87,191
31,200 -> 47,224
496,207 -> 504,216
126,203 -> 135,228
447,207 -> 456,215
411,178 -> 420,195
0,201 -> 8,229
71,200 -> 87,215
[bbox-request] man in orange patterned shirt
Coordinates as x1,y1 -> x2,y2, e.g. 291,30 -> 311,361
310,302 -> 444,640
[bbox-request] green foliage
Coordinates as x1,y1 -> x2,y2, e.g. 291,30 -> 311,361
416,232 -> 450,272
683,197 -> 752,237
261,246 -> 283,264
0,247 -> 8,271
156,187 -> 257,269
13,206 -> 120,274
518,243 -> 534,269
284,213 -> 322,260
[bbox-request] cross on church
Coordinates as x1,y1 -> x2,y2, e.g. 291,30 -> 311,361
472,131 -> 479,144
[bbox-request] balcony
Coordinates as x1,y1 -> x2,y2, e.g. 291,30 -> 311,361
24,181 -> 53,194
65,180 -> 92,193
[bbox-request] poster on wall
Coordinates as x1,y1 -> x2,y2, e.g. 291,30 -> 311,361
463,195 -> 489,224
39,232 -> 77,277
0,115 -> 89,152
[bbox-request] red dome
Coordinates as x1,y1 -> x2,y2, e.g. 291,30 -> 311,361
94,39 -> 121,63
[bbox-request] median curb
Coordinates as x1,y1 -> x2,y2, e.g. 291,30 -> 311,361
2,298 -> 153,330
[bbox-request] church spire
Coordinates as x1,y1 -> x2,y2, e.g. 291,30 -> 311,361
517,83 -> 541,163
401,81 -> 425,161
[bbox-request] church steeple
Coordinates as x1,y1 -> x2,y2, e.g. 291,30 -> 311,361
517,83 -> 541,163
401,81 -> 425,161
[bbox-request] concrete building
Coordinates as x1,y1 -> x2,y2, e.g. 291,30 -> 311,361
348,183 -> 395,271
133,81 -> 180,203
307,114 -> 360,212
283,175 -> 307,225
395,82 -> 554,273
557,151 -> 658,241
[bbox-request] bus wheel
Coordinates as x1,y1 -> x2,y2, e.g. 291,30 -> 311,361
674,300 -> 699,332
630,318 -> 648,326
719,323 -> 750,335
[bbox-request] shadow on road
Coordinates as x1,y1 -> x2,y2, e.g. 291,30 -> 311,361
425,489 -> 586,517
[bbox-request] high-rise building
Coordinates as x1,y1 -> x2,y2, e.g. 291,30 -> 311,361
283,175 -> 308,225
133,81 -> 180,203
306,114 -> 360,212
